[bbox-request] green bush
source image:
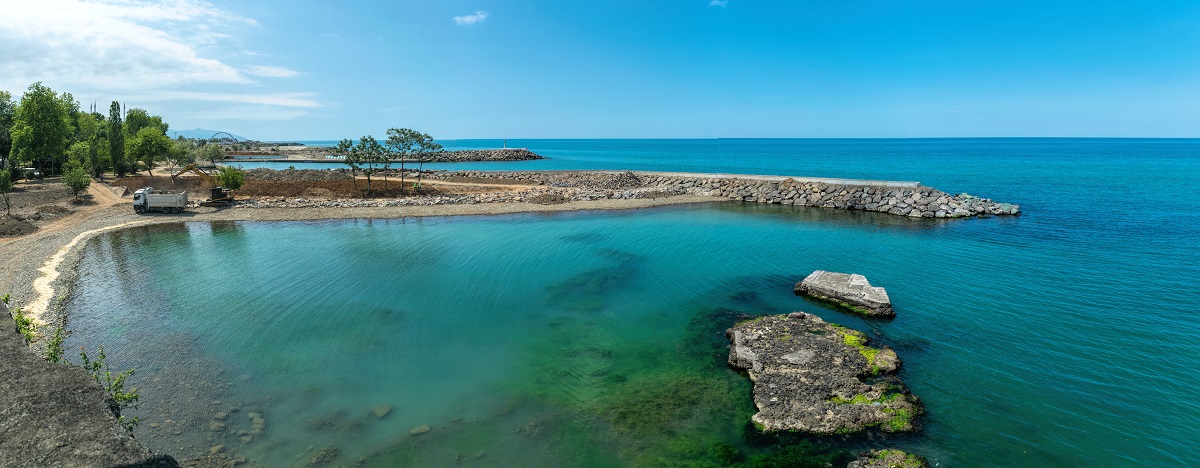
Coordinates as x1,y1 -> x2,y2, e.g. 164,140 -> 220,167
80,345 -> 140,431
11,306 -> 36,344
45,327 -> 64,363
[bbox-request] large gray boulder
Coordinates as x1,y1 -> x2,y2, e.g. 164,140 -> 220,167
727,312 -> 920,435
794,271 -> 894,317
0,301 -> 177,467
847,449 -> 930,468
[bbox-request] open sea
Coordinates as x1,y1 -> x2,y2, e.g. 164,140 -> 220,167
66,138 -> 1200,466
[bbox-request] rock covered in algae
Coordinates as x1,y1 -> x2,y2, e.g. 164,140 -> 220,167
846,449 -> 929,468
794,271 -> 894,317
726,312 -> 921,434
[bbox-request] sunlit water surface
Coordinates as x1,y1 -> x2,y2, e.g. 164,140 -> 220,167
67,139 -> 1200,466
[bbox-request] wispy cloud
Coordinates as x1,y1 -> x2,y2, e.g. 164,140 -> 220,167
0,0 -> 256,91
709,0 -> 729,7
0,0 -> 319,122
246,65 -> 302,78
134,91 -> 321,108
189,106 -> 309,121
453,11 -> 490,25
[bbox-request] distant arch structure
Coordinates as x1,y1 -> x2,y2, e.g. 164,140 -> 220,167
208,132 -> 243,144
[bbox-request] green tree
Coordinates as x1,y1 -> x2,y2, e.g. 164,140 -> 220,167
63,142 -> 91,198
0,169 -> 12,215
127,126 -> 170,175
216,166 -> 245,190
169,138 -> 195,167
354,135 -> 386,196
192,143 -> 224,165
122,108 -> 167,137
0,91 -> 15,169
75,113 -> 104,177
385,128 -> 441,193
333,138 -> 359,190
108,102 -> 125,177
10,82 -> 73,176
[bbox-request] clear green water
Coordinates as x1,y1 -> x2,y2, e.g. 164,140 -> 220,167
65,154 -> 1200,466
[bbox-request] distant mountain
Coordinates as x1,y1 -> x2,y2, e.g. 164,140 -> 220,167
168,128 -> 248,141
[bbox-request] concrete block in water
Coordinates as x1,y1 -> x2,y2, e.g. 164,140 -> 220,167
794,270 -> 894,317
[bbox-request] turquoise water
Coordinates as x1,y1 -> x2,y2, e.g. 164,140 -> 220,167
67,139 -> 1200,466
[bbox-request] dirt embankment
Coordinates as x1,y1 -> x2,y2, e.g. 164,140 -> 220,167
1,179 -> 89,238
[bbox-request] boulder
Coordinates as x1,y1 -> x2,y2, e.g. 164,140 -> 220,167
727,312 -> 920,435
794,271 -> 894,317
846,449 -> 929,468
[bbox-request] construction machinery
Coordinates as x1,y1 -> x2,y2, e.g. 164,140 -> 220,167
133,187 -> 187,213
171,164 -> 234,207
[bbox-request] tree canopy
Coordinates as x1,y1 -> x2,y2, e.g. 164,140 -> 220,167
126,126 -> 171,175
0,91 -> 15,169
10,82 -> 73,175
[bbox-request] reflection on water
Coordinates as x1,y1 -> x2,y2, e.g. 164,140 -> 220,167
64,200 -> 1199,467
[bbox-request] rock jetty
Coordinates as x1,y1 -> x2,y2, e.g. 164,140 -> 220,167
726,312 -> 921,434
433,170 -> 1020,218
430,148 -> 543,162
847,449 -> 930,468
0,302 -> 177,467
794,271 -> 894,317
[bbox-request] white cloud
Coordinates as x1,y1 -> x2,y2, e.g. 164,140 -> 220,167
0,0 -> 259,91
709,0 -> 729,7
135,91 -> 320,108
453,11 -> 489,25
189,106 -> 309,121
246,65 -> 302,78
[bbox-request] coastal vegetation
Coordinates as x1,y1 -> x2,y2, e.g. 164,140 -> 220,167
331,128 -> 443,196
79,345 -> 141,432
0,82 -> 177,180
0,168 -> 11,214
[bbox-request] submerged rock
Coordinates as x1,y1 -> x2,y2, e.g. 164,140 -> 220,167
794,271 -> 894,317
371,404 -> 393,419
727,312 -> 921,434
847,449 -> 929,468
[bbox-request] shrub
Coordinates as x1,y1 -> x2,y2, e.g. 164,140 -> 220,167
80,345 -> 140,431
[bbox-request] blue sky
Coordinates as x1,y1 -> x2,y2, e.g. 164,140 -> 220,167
2,0 -> 1199,140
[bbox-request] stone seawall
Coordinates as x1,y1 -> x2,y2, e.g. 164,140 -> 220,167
433,170 -> 1020,218
431,148 -> 543,162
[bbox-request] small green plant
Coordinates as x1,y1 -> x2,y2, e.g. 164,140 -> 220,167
45,327 -> 64,363
79,345 -> 140,431
11,306 -> 36,344
2,293 -> 10,304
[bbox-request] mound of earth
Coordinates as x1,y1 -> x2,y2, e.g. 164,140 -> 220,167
727,312 -> 921,434
0,215 -> 38,237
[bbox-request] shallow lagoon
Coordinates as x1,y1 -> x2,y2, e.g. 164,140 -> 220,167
54,138 -> 1200,465
64,194 -> 1198,466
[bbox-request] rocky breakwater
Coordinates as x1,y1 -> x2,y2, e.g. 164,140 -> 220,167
432,170 -> 1019,218
795,271 -> 894,318
0,302 -> 177,467
431,148 -> 544,162
726,312 -> 921,434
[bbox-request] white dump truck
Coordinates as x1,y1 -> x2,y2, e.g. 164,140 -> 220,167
132,187 -> 188,214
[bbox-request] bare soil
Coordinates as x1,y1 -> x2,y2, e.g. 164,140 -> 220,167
0,179 -> 82,238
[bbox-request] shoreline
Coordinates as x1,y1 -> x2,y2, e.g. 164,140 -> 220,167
2,193 -> 720,326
